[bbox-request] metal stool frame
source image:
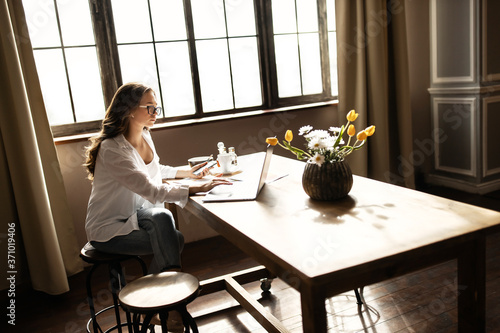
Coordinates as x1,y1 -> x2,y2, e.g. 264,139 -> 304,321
80,244 -> 148,333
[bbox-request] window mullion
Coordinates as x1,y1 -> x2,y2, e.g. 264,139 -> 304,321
256,0 -> 278,108
183,0 -> 203,116
293,0 -> 304,96
222,0 -> 236,109
53,0 -> 77,123
145,0 -> 164,114
317,0 -> 332,98
88,0 -> 122,108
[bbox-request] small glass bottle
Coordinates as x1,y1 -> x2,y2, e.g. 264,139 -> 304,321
228,147 -> 238,166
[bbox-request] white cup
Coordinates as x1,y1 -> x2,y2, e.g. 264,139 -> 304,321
218,153 -> 233,174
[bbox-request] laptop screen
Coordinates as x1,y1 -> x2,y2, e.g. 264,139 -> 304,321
257,145 -> 274,193
202,145 -> 274,202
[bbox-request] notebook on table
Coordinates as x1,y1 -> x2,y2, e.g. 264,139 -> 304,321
202,145 -> 273,202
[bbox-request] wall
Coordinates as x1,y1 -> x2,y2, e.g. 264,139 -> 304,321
56,105 -> 338,248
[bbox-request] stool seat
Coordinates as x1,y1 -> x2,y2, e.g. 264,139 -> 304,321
120,272 -> 199,311
80,242 -> 138,263
119,272 -> 200,332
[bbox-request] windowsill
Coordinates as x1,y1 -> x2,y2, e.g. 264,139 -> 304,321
54,100 -> 338,145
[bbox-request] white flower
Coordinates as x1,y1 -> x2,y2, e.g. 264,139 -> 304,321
308,137 -> 328,150
329,126 -> 341,134
310,152 -> 325,166
298,125 -> 313,136
305,129 -> 330,140
323,136 -> 337,150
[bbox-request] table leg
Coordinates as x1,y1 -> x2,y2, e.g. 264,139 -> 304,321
300,285 -> 327,333
457,237 -> 486,333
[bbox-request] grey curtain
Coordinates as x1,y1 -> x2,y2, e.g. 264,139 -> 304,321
336,0 -> 415,188
0,0 -> 82,294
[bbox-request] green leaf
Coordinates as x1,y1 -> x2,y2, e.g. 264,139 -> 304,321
282,140 -> 310,160
333,125 -> 345,147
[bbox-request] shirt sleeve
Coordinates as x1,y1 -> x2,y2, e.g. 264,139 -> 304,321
159,164 -> 179,179
100,147 -> 189,208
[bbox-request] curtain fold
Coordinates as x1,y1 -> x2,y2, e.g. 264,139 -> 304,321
335,0 -> 415,188
0,0 -> 82,295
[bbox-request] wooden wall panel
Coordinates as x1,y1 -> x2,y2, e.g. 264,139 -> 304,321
433,97 -> 476,176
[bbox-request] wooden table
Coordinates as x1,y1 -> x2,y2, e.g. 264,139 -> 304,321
183,153 -> 500,332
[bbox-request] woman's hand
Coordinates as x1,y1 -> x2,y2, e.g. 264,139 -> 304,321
176,162 -> 214,179
189,178 -> 232,195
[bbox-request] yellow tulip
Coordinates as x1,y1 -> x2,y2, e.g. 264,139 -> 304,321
365,125 -> 376,136
346,109 -> 358,122
266,137 -> 278,146
347,124 -> 355,137
285,129 -> 293,142
356,130 -> 367,141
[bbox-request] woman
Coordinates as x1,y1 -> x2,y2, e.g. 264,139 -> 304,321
84,82 -> 229,274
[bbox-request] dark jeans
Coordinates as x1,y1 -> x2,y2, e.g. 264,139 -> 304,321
91,207 -> 184,273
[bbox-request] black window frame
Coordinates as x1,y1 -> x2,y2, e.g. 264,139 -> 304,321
40,0 -> 337,137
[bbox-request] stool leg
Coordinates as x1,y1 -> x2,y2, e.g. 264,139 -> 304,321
141,313 -> 154,333
109,262 -> 124,333
85,264 -> 103,333
133,256 -> 148,276
125,309 -> 133,333
159,312 -> 168,333
132,312 -> 141,333
179,305 -> 198,333
354,288 -> 363,305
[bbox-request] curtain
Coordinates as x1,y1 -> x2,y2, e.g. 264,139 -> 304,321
0,0 -> 82,294
335,0 -> 415,188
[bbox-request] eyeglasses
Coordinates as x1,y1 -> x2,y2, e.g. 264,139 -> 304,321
139,105 -> 163,115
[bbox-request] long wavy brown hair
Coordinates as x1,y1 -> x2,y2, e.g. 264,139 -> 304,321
84,82 -> 153,180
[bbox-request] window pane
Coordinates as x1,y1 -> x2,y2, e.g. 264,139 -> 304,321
57,0 -> 95,46
22,0 -> 61,48
329,32 -> 338,96
65,47 -> 105,122
225,0 -> 256,37
272,0 -> 297,34
229,38 -> 262,108
33,49 -> 73,125
327,0 -> 336,31
191,0 -> 226,39
196,40 -> 233,112
118,44 -> 161,101
299,33 -> 322,95
150,0 -> 187,41
274,35 -> 301,97
296,0 -> 318,33
156,42 -> 196,117
111,0 -> 152,43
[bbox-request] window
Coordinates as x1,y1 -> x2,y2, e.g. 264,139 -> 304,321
23,0 -> 105,127
22,0 -> 337,137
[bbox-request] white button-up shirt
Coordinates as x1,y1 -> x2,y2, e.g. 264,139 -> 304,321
85,130 -> 189,242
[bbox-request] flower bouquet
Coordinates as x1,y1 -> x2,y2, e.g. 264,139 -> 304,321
266,110 -> 375,200
266,110 -> 375,166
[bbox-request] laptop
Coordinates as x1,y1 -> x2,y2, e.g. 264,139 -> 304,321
203,145 -> 273,202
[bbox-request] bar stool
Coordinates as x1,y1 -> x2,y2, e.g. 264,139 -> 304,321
80,242 -> 148,333
119,271 -> 200,333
